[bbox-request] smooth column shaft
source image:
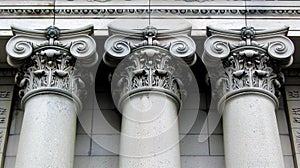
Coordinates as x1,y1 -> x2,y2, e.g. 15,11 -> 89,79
119,92 -> 181,168
222,93 -> 284,168
15,94 -> 77,168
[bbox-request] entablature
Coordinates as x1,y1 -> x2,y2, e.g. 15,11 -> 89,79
2,1 -> 300,36
1,0 -> 300,19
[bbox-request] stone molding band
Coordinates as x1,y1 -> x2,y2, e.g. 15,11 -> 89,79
1,7 -> 300,18
21,87 -> 82,111
218,87 -> 279,114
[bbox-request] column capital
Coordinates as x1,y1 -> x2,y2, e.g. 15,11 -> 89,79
112,46 -> 183,109
6,25 -> 98,109
105,25 -> 196,109
202,26 -> 294,104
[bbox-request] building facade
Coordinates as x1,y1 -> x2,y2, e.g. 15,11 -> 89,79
0,0 -> 300,168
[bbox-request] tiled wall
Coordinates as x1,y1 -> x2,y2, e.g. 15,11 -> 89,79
3,80 -> 295,168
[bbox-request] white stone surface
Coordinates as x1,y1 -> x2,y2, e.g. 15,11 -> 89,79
92,109 -> 120,134
209,135 -> 224,156
75,135 -> 91,156
9,110 -> 23,135
280,135 -> 293,156
15,94 -> 77,168
91,134 -> 120,156
181,156 -> 225,168
222,93 -> 284,168
180,135 -> 209,156
5,135 -> 19,157
74,156 -> 118,168
208,110 -> 223,134
284,156 -> 295,168
3,156 -> 15,168
119,92 -> 181,168
179,110 -> 207,134
277,109 -> 289,135
77,110 -> 93,135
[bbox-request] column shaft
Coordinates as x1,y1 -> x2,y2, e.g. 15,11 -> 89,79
119,92 -> 180,168
222,93 -> 284,168
15,94 -> 77,168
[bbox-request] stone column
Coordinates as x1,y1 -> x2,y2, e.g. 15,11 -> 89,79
104,26 -> 196,168
6,25 -> 97,168
202,27 -> 294,168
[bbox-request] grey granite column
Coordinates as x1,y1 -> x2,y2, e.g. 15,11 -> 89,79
6,25 -> 97,168
202,27 -> 294,168
104,25 -> 197,168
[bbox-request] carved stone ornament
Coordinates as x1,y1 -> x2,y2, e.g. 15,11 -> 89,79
2,4 -> 300,19
112,47 -> 183,108
104,25 -> 197,67
106,24 -> 196,108
6,25 -> 98,107
202,26 -> 294,101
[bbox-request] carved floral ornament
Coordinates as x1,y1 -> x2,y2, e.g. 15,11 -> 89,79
1,7 -> 300,18
111,47 -> 185,108
202,26 -> 294,101
5,25 -> 98,107
106,25 -> 197,108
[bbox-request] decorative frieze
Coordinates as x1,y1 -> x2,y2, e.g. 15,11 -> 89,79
0,86 -> 13,101
6,25 -> 98,105
0,91 -> 10,99
285,86 -> 300,167
0,69 -> 16,77
283,68 -> 300,77
1,7 -> 300,18
0,85 -> 14,167
202,26 -> 294,100
0,101 -> 11,128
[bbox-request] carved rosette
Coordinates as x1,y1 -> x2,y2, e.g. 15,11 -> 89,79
113,47 -> 182,107
202,26 -> 294,102
6,25 -> 98,108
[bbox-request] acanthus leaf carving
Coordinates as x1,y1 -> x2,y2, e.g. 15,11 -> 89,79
202,26 -> 294,100
6,26 -> 98,106
112,47 -> 183,108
